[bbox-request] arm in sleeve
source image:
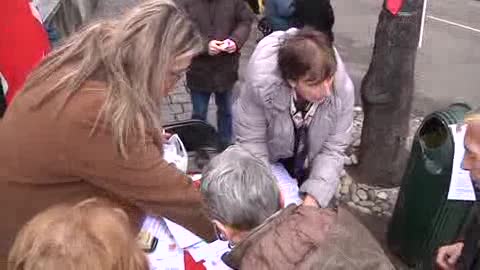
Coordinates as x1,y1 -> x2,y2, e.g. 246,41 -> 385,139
233,81 -> 270,165
229,0 -> 254,49
300,74 -> 354,207
70,124 -> 214,240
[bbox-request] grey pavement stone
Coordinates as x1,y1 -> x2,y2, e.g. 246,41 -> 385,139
166,104 -> 184,114
162,111 -> 175,123
175,112 -> 191,121
170,93 -> 191,104
182,103 -> 193,113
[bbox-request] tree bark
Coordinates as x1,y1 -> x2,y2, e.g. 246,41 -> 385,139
357,1 -> 424,187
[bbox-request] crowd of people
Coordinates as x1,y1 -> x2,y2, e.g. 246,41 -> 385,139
0,0 -> 479,269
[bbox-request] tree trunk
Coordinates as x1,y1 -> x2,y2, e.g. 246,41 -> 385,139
357,1 -> 424,187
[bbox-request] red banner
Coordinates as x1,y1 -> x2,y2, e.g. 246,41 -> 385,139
386,0 -> 404,15
0,0 -> 50,105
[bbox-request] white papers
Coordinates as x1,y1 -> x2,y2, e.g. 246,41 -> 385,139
141,218 -> 231,270
187,240 -> 232,269
149,250 -> 185,270
186,241 -> 210,262
142,217 -> 185,270
447,124 -> 476,201
164,218 -> 203,249
271,163 -> 302,206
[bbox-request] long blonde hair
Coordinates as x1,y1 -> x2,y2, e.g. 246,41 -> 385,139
24,0 -> 203,157
8,198 -> 148,270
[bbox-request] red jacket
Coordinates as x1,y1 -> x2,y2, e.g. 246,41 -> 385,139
0,0 -> 50,105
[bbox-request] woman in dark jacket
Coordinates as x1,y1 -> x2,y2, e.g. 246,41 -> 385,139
180,0 -> 253,150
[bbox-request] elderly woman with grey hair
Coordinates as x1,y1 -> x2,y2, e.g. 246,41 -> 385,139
200,145 -> 394,270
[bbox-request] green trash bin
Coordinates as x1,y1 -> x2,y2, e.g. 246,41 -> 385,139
387,103 -> 474,268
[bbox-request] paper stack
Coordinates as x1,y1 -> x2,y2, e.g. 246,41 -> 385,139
140,216 -> 232,270
187,240 -> 232,269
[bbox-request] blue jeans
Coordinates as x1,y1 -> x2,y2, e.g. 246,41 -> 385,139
190,89 -> 232,149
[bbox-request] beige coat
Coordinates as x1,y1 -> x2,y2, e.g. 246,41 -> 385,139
0,79 -> 214,268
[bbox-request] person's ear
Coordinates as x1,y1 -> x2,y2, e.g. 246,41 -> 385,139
287,79 -> 297,89
213,220 -> 233,241
323,76 -> 334,89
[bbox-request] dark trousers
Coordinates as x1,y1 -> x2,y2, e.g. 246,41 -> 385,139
190,89 -> 233,150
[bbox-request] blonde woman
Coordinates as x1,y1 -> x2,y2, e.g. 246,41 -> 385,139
0,0 -> 214,263
8,198 -> 149,270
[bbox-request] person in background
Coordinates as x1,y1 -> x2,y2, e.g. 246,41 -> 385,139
200,145 -> 394,269
293,0 -> 334,42
0,0 -> 50,105
436,108 -> 480,270
234,28 -> 354,208
0,0 -> 214,265
264,0 -> 295,31
8,198 -> 148,270
179,0 -> 253,151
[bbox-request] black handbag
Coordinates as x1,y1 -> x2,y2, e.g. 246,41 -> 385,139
257,17 -> 273,37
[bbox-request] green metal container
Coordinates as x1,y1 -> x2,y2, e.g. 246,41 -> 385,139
387,103 -> 474,268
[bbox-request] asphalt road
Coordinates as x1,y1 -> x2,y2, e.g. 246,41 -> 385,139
333,0 -> 480,115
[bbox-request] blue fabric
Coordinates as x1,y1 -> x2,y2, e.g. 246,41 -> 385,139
45,22 -> 60,44
190,89 -> 233,148
265,0 -> 295,31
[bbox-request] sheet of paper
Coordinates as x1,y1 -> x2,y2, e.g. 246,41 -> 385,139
142,217 -> 181,261
164,218 -> 203,249
150,250 -> 185,270
271,163 -> 302,206
186,241 -> 209,262
200,240 -> 232,270
447,124 -> 476,201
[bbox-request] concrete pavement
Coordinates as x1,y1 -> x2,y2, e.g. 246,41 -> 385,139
333,0 -> 480,115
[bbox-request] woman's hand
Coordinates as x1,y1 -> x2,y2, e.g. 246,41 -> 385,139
208,40 -> 223,56
436,242 -> 464,270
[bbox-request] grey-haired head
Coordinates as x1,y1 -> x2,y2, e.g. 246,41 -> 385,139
200,145 -> 281,231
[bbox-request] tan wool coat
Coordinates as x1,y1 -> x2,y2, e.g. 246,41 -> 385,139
0,79 -> 214,268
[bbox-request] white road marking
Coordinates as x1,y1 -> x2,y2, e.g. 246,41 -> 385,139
428,15 -> 480,34
418,0 -> 429,48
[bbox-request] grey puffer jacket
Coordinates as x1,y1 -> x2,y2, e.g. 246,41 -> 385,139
233,28 -> 354,207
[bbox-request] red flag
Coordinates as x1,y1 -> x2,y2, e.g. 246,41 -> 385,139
0,0 -> 50,105
386,0 -> 404,15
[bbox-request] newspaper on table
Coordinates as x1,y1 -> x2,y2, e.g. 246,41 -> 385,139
187,240 -> 232,269
447,124 -> 476,201
140,217 -> 185,270
141,216 -> 232,270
